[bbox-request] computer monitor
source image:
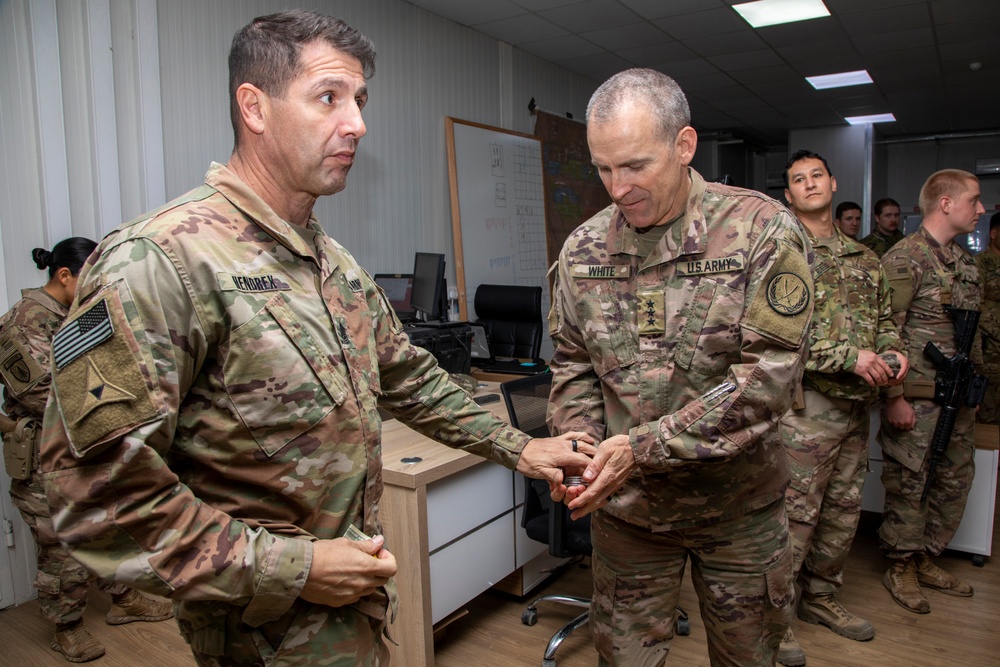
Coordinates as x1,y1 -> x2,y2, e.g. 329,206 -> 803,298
410,252 -> 446,322
373,273 -> 415,322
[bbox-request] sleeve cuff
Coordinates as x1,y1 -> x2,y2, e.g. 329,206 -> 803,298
241,533 -> 313,627
495,424 -> 531,470
886,385 -> 905,399
627,422 -> 658,470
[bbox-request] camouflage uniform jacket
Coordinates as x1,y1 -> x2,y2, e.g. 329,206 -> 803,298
39,162 -> 530,629
882,224 -> 982,407
975,248 -> 1000,372
859,228 -> 904,258
0,288 -> 66,422
802,229 -> 900,401
548,168 -> 814,531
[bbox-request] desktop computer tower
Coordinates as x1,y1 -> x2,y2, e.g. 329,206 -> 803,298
404,322 -> 472,375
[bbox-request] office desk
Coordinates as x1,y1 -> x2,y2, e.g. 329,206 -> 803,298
380,383 -> 552,666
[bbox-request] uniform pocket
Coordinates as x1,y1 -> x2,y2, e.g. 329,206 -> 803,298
785,455 -> 819,524
676,282 -> 742,377
575,282 -> 636,377
224,294 -> 347,456
764,546 -> 793,610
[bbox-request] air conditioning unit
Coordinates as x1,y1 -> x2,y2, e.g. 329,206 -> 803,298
974,158 -> 1000,176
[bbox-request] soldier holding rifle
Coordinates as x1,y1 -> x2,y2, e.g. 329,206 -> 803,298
877,169 -> 985,614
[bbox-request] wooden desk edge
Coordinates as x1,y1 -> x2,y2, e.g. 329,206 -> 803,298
974,423 -> 999,451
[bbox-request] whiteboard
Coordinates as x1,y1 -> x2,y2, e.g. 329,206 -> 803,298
446,117 -> 550,325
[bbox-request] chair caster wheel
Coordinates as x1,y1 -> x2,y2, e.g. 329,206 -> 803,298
542,660 -> 556,667
522,609 -> 538,626
676,616 -> 691,636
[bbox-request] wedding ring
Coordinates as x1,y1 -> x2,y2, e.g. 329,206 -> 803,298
572,439 -> 578,452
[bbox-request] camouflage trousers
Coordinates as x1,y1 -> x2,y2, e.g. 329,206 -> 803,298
176,598 -> 389,667
779,389 -> 869,596
976,366 -> 999,424
590,499 -> 792,667
878,399 -> 976,559
9,470 -> 127,624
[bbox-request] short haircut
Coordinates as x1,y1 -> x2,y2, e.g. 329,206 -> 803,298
586,68 -> 690,144
918,170 -> 977,216
783,150 -> 832,188
990,210 -> 1000,231
835,201 -> 862,220
873,198 -> 900,216
228,10 -> 377,147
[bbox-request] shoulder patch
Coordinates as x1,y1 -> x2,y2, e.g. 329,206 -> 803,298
53,288 -> 159,457
745,240 -> 813,348
0,330 -> 47,395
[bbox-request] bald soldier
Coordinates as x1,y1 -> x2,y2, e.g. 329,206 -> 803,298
38,11 -> 592,666
549,68 -> 814,667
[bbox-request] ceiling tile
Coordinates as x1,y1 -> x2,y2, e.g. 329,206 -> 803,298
473,14 -> 568,44
935,17 -> 1000,44
683,29 -> 769,57
554,51 -> 635,82
708,48 -> 785,72
727,64 -> 802,85
837,4 -> 931,36
653,8 -> 750,40
582,21 -> 672,50
931,0 -> 1000,23
510,0 -> 587,10
409,0 -> 526,27
518,34 -> 606,61
852,27 -> 935,54
538,0 -> 642,33
619,0 -> 726,20
754,16 -> 848,47
617,41 -> 700,67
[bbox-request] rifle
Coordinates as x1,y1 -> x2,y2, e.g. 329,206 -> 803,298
921,308 -> 989,502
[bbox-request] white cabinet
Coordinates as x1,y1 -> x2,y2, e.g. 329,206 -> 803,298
862,410 -> 998,561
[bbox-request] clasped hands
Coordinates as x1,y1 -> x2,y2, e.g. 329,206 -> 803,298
518,431 -> 637,521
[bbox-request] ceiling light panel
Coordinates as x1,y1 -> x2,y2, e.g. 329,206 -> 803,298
733,0 -> 830,29
845,113 -> 896,125
806,69 -> 874,89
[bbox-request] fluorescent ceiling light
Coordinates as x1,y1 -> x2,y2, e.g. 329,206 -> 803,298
806,70 -> 873,90
733,0 -> 830,28
845,113 -> 896,125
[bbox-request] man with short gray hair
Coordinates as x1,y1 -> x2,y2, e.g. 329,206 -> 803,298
550,68 -> 815,666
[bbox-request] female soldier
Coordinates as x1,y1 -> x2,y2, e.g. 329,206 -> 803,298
0,238 -> 173,662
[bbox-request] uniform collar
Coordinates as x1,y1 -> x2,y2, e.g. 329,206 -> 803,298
811,226 -> 868,258
606,168 -> 708,268
22,287 -> 68,317
204,162 -> 330,264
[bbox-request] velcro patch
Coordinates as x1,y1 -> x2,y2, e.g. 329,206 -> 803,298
675,255 -> 743,276
53,300 -> 113,370
886,261 -> 913,313
0,331 -> 46,395
54,287 -> 159,456
572,264 -> 631,279
217,273 -> 290,292
637,289 -> 665,335
745,241 -> 813,348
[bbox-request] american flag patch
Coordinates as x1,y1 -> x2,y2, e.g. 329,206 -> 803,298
53,299 -> 114,370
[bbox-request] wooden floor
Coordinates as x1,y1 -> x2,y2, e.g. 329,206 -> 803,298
2,496 -> 998,666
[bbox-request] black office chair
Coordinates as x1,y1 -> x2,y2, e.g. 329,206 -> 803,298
501,374 -> 591,666
501,375 -> 690,667
474,284 -> 543,360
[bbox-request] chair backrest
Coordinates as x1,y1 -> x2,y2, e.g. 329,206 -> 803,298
474,284 -> 543,360
500,374 -> 591,560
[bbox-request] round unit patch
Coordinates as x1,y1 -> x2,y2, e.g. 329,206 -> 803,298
766,272 -> 809,316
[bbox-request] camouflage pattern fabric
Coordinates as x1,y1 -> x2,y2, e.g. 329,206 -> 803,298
780,389 -> 870,596
39,163 -> 531,665
1,288 -> 126,624
779,230 -> 898,596
879,400 -> 975,558
591,501 -> 792,667
974,249 -> 1000,424
878,225 -> 980,558
858,228 -> 904,258
549,168 -> 812,665
799,230 -> 900,400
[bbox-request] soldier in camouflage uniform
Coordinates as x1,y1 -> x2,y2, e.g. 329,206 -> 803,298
859,198 -> 904,258
549,69 -> 815,667
38,11 -> 592,667
776,152 -> 907,667
1,239 -> 172,663
878,169 -> 984,614
834,201 -> 862,240
974,212 -> 1000,424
